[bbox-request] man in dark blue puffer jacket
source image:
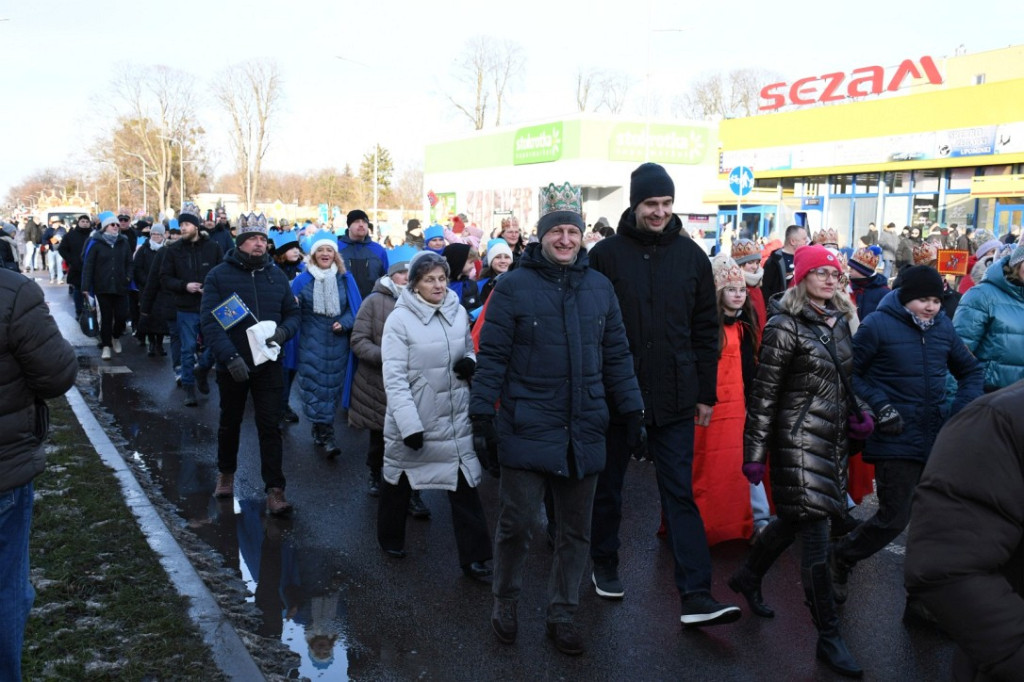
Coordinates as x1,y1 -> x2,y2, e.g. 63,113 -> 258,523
470,182 -> 643,656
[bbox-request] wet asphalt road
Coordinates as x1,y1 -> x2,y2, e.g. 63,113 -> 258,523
40,274 -> 955,681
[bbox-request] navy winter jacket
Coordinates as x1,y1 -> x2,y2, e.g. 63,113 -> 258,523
852,289 -> 983,463
160,235 -> 223,313
81,233 -> 133,296
850,273 -> 889,320
469,243 -> 643,478
338,233 -> 389,299
199,249 -> 300,370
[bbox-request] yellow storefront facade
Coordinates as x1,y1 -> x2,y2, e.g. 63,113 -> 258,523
714,46 -> 1024,246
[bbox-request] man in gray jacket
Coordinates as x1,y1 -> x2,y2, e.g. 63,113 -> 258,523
0,270 -> 77,680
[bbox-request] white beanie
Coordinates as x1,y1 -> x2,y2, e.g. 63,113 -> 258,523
486,240 -> 513,265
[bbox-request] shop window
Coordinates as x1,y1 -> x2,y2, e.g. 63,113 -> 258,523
831,174 -> 854,195
943,194 -> 975,227
884,172 -> 908,193
983,165 -> 1011,176
948,168 -> 974,192
855,173 -> 880,194
913,194 -> 938,227
754,179 -> 776,189
883,196 -> 911,228
827,198 -> 853,237
913,170 -> 940,193
800,176 -> 827,196
778,177 -> 796,192
852,197 -> 879,245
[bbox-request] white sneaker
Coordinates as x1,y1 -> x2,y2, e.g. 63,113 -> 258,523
112,338 -> 122,354
101,346 -> 112,361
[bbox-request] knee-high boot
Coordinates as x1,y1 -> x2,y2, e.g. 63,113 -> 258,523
802,562 -> 863,678
728,520 -> 788,618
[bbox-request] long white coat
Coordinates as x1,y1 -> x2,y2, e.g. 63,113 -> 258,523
382,286 -> 480,490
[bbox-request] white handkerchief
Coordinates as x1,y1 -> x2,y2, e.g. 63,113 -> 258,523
246,320 -> 280,366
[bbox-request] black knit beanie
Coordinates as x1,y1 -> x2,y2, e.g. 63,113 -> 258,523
897,265 -> 944,305
629,162 -> 675,210
347,209 -> 369,227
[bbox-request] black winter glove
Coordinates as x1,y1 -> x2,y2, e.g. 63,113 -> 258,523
226,356 -> 250,383
453,357 -> 476,382
331,325 -> 350,336
403,432 -> 424,450
875,404 -> 904,435
625,411 -> 649,461
471,415 -> 500,477
268,327 -> 289,347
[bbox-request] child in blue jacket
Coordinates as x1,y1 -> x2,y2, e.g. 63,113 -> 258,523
830,265 -> 983,603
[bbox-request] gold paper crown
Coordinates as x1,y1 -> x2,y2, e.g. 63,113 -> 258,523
851,245 -> 881,271
731,238 -> 762,265
812,228 -> 839,247
540,182 -> 582,217
912,241 -> 939,265
711,253 -> 746,292
500,216 -> 519,230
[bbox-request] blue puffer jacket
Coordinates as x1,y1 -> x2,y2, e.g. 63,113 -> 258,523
199,249 -> 300,370
291,268 -> 361,423
953,257 -> 1024,391
338,233 -> 389,299
850,273 -> 890,321
469,243 -> 643,478
853,289 -> 983,463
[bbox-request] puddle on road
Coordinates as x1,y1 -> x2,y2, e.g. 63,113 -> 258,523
89,369 -> 353,680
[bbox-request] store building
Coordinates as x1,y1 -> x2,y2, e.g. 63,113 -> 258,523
423,116 -> 720,239
714,45 -> 1024,246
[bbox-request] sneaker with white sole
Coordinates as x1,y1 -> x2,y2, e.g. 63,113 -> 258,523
679,592 -> 742,627
112,338 -> 122,354
101,346 -> 112,361
592,563 -> 625,599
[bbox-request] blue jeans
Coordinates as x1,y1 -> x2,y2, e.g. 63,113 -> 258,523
176,311 -> 212,388
0,482 -> 35,682
47,250 -> 63,282
592,419 -> 712,595
750,482 -> 771,526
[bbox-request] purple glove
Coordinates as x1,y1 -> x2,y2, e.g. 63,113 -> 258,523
742,462 -> 766,486
847,411 -> 875,440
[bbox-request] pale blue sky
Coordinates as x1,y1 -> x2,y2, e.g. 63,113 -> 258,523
0,0 -> 1017,199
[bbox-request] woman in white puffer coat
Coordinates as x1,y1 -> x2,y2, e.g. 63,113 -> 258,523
378,251 -> 493,580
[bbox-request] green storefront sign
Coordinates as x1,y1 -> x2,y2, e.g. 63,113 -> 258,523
608,123 -> 709,164
513,122 -> 563,165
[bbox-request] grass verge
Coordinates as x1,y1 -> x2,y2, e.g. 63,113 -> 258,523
21,395 -> 225,681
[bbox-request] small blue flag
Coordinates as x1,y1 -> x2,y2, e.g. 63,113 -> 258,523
211,294 -> 253,331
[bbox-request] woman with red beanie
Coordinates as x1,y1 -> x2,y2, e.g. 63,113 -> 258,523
729,244 -> 870,678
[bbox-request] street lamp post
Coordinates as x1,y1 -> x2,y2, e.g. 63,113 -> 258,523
98,160 -> 121,212
158,135 -> 185,211
124,152 -> 156,216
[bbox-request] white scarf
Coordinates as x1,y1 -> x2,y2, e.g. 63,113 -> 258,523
743,266 -> 764,287
149,239 -> 164,251
309,264 -> 341,317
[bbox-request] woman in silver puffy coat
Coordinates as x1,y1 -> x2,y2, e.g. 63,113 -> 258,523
377,251 -> 492,580
728,245 -> 869,679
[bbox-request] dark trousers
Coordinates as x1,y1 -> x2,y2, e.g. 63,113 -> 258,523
281,368 -> 296,409
494,467 -> 598,623
96,293 -> 128,348
366,429 -> 384,471
215,363 -> 285,491
592,419 -> 712,595
128,290 -> 140,333
377,470 -> 491,567
835,459 -> 924,566
749,516 -> 829,576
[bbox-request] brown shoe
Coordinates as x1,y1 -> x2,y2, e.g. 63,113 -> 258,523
266,487 -> 293,516
214,473 -> 234,498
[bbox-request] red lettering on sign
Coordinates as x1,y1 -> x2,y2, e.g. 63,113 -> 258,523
818,72 -> 846,103
758,56 -> 943,111
847,66 -> 884,97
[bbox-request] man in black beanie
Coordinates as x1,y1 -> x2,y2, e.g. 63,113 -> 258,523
588,162 -> 741,627
339,209 -> 389,298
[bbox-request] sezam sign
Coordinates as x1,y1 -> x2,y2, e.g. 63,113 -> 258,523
759,56 -> 943,112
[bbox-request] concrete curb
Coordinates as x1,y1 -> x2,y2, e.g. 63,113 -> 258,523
64,385 -> 265,681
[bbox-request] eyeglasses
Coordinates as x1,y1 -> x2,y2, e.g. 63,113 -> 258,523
808,268 -> 841,282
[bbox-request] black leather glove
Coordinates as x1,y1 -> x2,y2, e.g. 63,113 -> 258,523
453,357 -> 476,382
331,325 -> 350,336
226,356 -> 250,383
471,415 -> 500,477
875,404 -> 904,435
403,432 -> 424,450
625,411 -> 649,461
268,327 -> 289,347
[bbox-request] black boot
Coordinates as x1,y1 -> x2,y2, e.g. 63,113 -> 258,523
728,519 -> 788,617
408,490 -> 431,519
322,424 -> 341,458
803,562 -> 863,678
728,565 -> 774,618
368,468 -> 381,497
311,423 -> 326,447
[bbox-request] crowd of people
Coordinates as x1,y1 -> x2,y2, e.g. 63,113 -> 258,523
3,161 -> 1024,679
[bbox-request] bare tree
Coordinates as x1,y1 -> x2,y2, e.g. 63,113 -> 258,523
597,71 -> 631,114
576,67 -> 599,112
216,60 -> 283,210
445,36 -> 525,130
675,67 -> 782,120
95,64 -> 204,214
